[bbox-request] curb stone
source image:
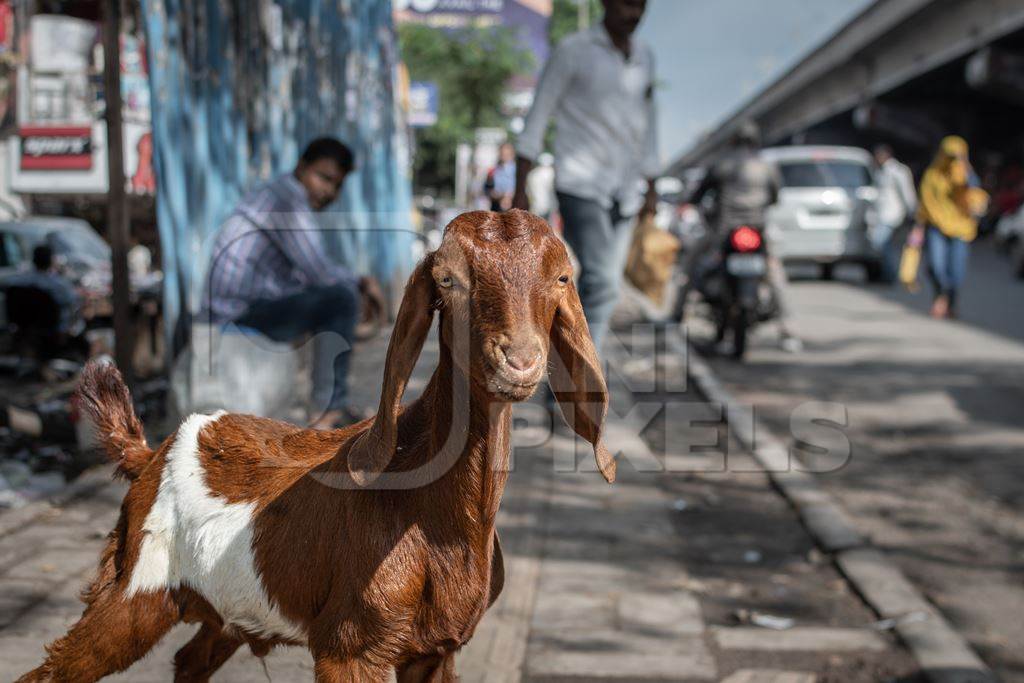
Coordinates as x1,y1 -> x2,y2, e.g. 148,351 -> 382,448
674,327 -> 995,683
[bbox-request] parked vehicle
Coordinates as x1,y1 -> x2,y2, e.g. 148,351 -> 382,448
0,217 -> 111,286
693,224 -> 778,360
762,146 -> 883,281
0,217 -> 112,328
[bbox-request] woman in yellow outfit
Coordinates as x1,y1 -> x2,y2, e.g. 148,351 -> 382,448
911,136 -> 989,319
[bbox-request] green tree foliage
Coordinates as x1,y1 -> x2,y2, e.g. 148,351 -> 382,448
549,0 -> 603,46
400,24 -> 532,195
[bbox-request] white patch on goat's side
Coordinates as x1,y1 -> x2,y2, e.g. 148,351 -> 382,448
126,411 -> 305,642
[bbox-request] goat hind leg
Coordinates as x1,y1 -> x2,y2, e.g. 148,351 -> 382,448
16,588 -> 178,683
173,621 -> 242,683
313,653 -> 392,682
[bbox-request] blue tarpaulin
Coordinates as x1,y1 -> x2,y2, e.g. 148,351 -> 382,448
140,0 -> 414,354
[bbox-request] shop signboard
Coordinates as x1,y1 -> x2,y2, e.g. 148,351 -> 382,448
19,125 -> 93,170
408,81 -> 438,127
30,15 -> 97,74
11,122 -> 152,194
11,15 -> 153,195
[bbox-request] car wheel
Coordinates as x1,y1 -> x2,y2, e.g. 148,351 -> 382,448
865,260 -> 887,284
1012,242 -> 1024,279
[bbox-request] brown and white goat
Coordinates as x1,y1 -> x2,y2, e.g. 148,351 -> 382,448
18,210 -> 614,682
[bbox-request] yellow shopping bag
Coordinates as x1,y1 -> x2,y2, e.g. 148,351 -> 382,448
899,244 -> 921,292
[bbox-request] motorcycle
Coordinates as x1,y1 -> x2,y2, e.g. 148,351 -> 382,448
692,224 -> 778,360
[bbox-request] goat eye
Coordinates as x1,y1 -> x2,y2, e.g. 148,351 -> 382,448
438,275 -> 454,288
557,275 -> 570,285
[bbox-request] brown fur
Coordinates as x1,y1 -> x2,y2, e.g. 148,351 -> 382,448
75,361 -> 151,480
17,210 -> 612,682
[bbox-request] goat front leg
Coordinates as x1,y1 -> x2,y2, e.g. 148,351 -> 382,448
16,587 -> 178,683
397,653 -> 459,683
173,621 -> 242,683
313,652 -> 392,682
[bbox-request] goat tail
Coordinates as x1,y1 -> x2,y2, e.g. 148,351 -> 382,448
76,359 -> 152,481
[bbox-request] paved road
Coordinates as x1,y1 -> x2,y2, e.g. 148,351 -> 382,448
691,242 -> 1024,682
881,238 -> 1024,344
0,329 -> 917,680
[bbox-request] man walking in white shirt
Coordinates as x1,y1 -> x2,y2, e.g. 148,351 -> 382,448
512,0 -> 658,352
873,144 -> 918,282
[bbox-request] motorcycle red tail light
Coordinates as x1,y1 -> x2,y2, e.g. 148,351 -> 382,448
730,226 -> 762,252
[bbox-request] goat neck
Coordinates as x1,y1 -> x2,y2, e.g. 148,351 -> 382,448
410,333 -> 512,537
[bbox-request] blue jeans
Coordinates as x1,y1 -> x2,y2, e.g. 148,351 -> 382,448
925,227 -> 969,301
557,192 -> 635,352
234,281 -> 360,411
872,222 -> 901,283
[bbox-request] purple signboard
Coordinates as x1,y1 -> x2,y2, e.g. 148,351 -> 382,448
395,0 -> 552,83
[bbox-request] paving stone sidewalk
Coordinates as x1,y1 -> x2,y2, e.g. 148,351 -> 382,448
0,328 -> 917,682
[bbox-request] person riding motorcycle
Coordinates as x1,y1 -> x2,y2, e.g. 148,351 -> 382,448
676,120 -> 802,352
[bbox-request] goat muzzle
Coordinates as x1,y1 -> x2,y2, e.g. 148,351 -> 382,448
485,337 -> 544,400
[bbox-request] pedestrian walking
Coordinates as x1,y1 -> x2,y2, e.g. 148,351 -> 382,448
873,144 -> 917,283
483,142 -> 518,212
203,137 -> 383,428
513,0 -> 659,352
911,135 -> 989,319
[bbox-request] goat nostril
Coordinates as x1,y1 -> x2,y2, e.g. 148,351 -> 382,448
504,349 -> 539,372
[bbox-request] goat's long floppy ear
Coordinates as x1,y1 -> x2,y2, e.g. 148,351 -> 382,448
548,282 -> 615,483
347,253 -> 437,485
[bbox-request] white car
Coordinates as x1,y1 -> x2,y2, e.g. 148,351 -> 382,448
763,146 -> 883,280
995,204 -> 1024,252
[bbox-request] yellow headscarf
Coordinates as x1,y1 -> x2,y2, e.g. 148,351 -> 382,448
940,135 -> 968,159
916,136 -> 988,242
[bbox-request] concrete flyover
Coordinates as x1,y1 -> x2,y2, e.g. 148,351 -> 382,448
670,0 -> 1024,172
